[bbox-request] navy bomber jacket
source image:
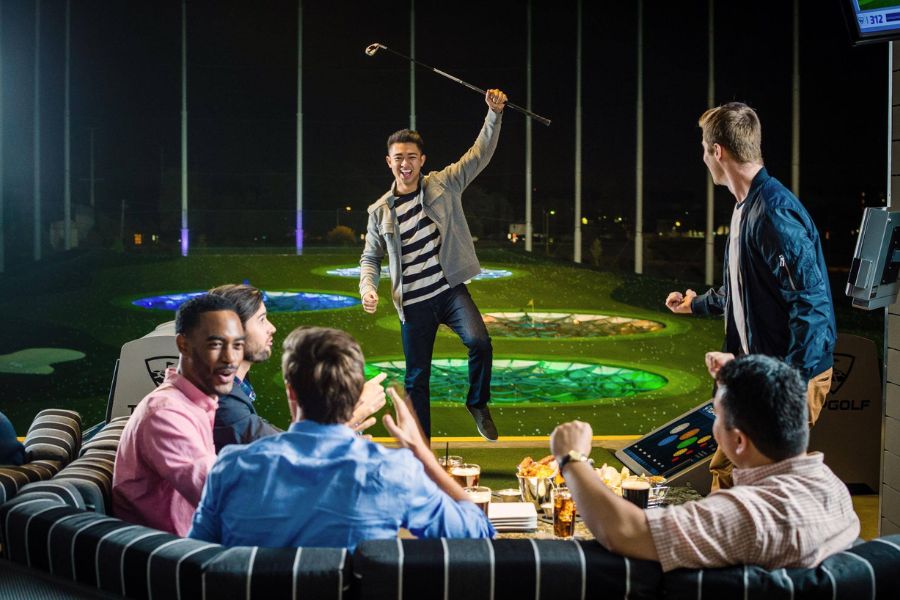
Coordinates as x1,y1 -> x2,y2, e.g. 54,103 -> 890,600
691,168 -> 836,381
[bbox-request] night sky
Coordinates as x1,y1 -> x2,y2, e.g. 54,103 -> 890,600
0,0 -> 890,264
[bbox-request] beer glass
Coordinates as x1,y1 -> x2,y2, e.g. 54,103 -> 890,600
464,486 -> 492,516
551,487 -> 576,539
438,455 -> 463,473
450,463 -> 481,488
622,479 -> 651,509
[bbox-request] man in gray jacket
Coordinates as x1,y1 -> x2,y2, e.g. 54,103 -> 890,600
359,89 -> 507,440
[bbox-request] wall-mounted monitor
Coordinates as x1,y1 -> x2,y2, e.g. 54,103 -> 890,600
842,0 -> 900,45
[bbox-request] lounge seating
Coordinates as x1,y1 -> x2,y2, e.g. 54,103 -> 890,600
2,416 -> 900,599
0,409 -> 81,504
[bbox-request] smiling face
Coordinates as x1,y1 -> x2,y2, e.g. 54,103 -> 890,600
386,142 -> 426,194
177,310 -> 245,396
242,301 -> 276,364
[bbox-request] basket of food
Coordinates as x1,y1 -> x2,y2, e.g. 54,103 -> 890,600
516,455 -> 560,510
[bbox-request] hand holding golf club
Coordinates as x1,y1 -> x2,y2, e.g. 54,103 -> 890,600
365,42 -> 551,126
485,89 -> 508,113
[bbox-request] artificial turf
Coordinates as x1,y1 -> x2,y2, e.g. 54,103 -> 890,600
0,246 -> 726,440
4,245 -> 882,446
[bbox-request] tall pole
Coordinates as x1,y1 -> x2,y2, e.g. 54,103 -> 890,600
89,128 -> 95,207
573,0 -> 582,264
33,0 -> 41,261
704,0 -> 715,285
64,0 -> 71,250
180,0 -> 188,257
295,0 -> 303,255
634,0 -> 643,274
409,0 -> 416,130
0,0 -> 4,272
791,0 -> 800,196
525,0 -> 533,252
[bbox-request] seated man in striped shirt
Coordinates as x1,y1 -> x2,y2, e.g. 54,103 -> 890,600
359,88 -> 508,441
550,354 -> 860,571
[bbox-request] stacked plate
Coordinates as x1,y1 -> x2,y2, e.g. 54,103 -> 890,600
488,502 -> 538,531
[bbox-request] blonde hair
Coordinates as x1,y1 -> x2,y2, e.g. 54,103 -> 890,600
698,102 -> 763,164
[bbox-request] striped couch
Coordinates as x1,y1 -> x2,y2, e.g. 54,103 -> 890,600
3,416 -> 900,599
0,409 -> 82,505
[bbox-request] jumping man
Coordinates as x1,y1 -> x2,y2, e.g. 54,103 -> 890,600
359,89 -> 507,440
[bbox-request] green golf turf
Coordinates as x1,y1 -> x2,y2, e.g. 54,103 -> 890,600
0,247 -> 878,449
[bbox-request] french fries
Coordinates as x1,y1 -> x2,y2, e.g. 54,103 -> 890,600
517,454 -> 558,478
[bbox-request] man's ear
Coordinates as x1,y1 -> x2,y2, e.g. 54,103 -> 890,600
175,333 -> 188,355
285,381 -> 301,422
385,155 -> 392,169
712,143 -> 724,161
420,154 -> 426,167
731,428 -> 750,458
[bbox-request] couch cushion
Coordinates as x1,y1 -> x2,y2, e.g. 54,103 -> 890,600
52,454 -> 114,514
24,409 -> 82,463
79,416 -> 128,457
353,538 -> 662,600
0,460 -> 62,504
660,534 -> 900,599
203,546 -> 350,600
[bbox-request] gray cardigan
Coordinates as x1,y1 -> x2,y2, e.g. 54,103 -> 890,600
359,109 -> 503,322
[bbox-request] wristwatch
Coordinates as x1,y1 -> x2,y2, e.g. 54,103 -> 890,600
558,450 -> 593,471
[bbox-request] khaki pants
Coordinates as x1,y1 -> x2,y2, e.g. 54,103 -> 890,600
709,367 -> 833,491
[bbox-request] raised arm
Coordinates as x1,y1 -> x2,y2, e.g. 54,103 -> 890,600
436,89 -> 506,193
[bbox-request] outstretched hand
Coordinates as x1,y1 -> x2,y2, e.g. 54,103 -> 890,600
665,289 -> 696,314
349,372 -> 387,434
382,387 -> 428,453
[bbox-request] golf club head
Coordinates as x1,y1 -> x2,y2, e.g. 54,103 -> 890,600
364,43 -> 386,57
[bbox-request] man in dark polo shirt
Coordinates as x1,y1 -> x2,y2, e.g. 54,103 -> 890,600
208,284 -> 386,452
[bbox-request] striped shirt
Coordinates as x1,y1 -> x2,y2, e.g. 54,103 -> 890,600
395,189 -> 450,307
645,452 -> 859,572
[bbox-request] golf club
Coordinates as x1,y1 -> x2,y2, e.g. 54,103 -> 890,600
365,42 -> 552,127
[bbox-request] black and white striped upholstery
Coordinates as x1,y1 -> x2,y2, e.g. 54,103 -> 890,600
78,416 -> 128,457
353,538 -> 663,600
660,535 -> 900,599
1,487 -> 352,600
203,546 -> 351,599
51,453 -> 115,513
23,409 -> 82,463
0,460 -> 61,505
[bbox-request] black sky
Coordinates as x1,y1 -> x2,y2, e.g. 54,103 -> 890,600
0,0 -> 890,262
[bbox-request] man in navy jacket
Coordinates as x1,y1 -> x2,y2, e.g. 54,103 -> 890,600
665,102 -> 836,489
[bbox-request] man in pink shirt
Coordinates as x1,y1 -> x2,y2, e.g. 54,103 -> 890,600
112,294 -> 245,536
550,354 -> 860,572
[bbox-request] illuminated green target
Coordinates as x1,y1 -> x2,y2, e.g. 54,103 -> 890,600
366,358 -> 667,404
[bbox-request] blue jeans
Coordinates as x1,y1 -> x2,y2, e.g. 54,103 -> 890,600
400,285 -> 492,437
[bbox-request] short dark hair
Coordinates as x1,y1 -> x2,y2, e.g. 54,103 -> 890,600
386,129 -> 425,154
281,326 -> 365,425
175,294 -> 239,335
715,355 -> 808,461
208,284 -> 263,324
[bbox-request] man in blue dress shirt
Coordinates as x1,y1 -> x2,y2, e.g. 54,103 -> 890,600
188,326 -> 494,550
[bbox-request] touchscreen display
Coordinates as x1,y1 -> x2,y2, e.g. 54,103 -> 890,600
620,402 -> 718,476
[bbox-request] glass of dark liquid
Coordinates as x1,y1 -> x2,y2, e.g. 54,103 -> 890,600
621,479 -> 651,509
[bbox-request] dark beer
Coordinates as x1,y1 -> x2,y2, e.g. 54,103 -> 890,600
552,488 -> 576,539
622,479 -> 650,509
